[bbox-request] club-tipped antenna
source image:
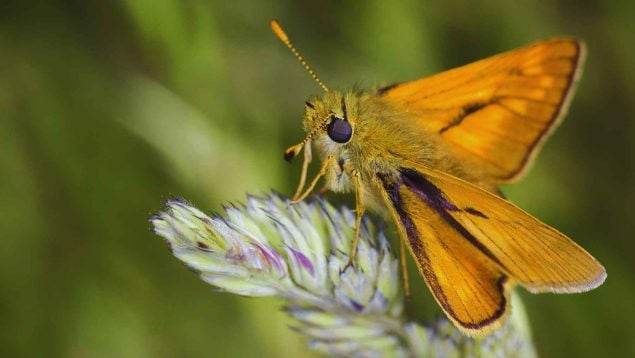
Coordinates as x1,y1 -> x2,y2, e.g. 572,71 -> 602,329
271,20 -> 329,92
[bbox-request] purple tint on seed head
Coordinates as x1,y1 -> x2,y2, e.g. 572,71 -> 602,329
289,247 -> 315,276
226,245 -> 246,263
373,292 -> 389,310
253,242 -> 285,275
167,197 -> 187,208
349,299 -> 364,312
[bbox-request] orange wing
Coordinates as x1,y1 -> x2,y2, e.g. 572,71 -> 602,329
379,38 -> 584,183
376,164 -> 605,336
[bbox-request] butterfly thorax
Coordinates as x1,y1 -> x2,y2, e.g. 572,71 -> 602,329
304,90 -> 484,209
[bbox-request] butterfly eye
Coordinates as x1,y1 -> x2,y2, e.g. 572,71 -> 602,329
326,116 -> 352,143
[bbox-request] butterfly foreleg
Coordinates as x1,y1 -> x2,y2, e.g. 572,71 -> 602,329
292,139 -> 312,199
292,155 -> 334,203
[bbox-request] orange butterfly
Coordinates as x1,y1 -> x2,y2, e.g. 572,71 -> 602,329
272,20 -> 606,336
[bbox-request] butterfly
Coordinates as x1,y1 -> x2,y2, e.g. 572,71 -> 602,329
272,20 -> 606,336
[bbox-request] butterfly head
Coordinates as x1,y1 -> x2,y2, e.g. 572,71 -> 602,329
272,20 -> 357,162
285,91 -> 362,162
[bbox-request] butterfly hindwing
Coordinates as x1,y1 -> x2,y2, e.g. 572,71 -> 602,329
379,38 -> 584,183
378,170 -> 510,335
376,164 -> 606,335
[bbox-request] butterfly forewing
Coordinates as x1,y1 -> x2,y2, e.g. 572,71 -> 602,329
379,39 -> 584,183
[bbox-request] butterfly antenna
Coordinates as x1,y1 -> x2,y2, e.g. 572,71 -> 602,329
271,20 -> 329,92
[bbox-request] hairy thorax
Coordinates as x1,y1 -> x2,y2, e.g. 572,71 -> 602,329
305,90 -> 489,209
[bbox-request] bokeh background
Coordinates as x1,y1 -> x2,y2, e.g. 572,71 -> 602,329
2,1 -> 633,356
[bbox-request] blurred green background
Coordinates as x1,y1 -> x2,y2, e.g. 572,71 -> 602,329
1,0 -> 633,356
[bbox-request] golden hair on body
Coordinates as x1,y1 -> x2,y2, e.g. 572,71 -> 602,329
272,20 -> 606,336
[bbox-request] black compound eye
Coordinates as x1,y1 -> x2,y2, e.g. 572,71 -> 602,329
326,116 -> 352,143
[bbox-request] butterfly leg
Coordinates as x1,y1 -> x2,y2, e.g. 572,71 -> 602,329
400,237 -> 411,299
292,139 -> 312,199
344,170 -> 365,270
292,155 -> 334,203
317,183 -> 329,195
